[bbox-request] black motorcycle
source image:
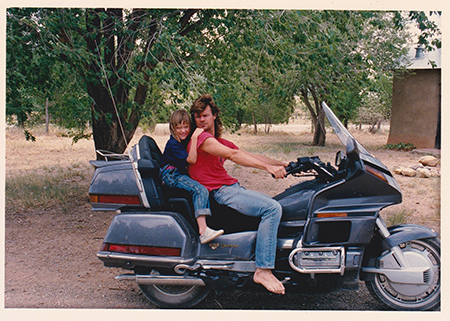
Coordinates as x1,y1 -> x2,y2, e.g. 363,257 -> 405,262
89,102 -> 440,310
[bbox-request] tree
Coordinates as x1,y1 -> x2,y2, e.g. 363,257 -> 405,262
287,11 -> 411,145
188,10 -> 411,145
7,8 -> 217,156
7,9 -> 441,150
188,10 -> 298,133
54,8 -> 212,156
6,8 -> 91,140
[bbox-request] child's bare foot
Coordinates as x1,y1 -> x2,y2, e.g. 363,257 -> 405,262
253,268 -> 285,294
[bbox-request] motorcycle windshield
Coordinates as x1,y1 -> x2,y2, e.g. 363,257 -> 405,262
322,102 -> 388,171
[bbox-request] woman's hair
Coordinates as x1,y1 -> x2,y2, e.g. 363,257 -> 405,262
190,94 -> 223,138
169,109 -> 191,142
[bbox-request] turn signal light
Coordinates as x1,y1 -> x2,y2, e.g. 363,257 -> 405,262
90,194 -> 141,205
365,165 -> 388,183
101,243 -> 181,257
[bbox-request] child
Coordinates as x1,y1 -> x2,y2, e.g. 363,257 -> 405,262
160,109 -> 224,244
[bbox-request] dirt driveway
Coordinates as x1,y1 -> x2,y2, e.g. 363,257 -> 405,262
4,125 -> 441,316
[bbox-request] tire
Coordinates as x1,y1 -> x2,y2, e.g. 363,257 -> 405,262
137,270 -> 210,308
365,237 -> 440,311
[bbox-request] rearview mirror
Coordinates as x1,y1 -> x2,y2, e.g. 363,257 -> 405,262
346,138 -> 359,159
335,150 -> 345,167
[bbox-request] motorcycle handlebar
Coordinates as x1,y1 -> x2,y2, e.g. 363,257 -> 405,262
270,156 -> 336,179
282,156 -> 336,179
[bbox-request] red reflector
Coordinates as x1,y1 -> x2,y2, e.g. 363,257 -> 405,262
90,194 -> 141,205
104,243 -> 181,256
317,213 -> 348,218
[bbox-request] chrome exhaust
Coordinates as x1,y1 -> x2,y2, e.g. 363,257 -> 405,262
115,274 -> 205,286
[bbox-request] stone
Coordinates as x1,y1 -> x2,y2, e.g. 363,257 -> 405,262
419,156 -> 440,167
401,167 -> 416,177
416,167 -> 432,178
393,166 -> 403,175
430,169 -> 441,177
410,164 -> 423,171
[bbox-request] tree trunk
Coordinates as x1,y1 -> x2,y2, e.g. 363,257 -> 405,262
84,9 -> 148,158
300,86 -> 326,146
312,107 -> 326,146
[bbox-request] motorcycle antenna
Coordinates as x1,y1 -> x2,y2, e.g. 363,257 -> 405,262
94,40 -> 128,148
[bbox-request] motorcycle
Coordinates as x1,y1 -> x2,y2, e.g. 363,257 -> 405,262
89,102 -> 440,310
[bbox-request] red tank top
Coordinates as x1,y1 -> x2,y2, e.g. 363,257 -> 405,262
187,131 -> 239,191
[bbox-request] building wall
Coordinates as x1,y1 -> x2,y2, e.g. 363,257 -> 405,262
387,69 -> 441,149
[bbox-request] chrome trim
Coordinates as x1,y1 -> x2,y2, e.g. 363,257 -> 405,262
376,217 -> 391,238
288,246 -> 346,275
174,260 -> 256,274
277,238 -> 295,249
360,266 -> 429,285
128,146 -> 150,208
97,251 -> 194,266
115,274 -> 206,286
280,221 -> 306,227
96,149 -> 129,161
115,274 -> 135,281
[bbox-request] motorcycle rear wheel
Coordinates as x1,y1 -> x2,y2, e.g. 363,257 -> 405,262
365,237 -> 440,311
138,270 -> 210,308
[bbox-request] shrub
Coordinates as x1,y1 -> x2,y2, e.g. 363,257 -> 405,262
385,142 -> 416,151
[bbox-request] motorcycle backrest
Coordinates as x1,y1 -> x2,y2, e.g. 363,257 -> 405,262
138,135 -> 162,167
133,135 -> 165,209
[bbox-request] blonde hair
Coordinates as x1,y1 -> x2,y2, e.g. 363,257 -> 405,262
169,109 -> 191,142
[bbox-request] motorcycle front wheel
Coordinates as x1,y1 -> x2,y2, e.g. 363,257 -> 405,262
365,237 -> 440,311
138,270 -> 210,308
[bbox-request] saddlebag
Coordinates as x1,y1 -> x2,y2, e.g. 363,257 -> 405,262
97,211 -> 198,270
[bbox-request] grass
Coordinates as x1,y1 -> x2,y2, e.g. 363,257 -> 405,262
382,209 -> 411,226
5,166 -> 88,213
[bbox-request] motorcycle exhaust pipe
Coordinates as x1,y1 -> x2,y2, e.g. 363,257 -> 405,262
115,274 -> 206,286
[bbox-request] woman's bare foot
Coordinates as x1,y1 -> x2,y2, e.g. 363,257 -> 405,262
253,268 -> 285,294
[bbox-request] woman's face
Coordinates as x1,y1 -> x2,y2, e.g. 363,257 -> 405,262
175,121 -> 190,141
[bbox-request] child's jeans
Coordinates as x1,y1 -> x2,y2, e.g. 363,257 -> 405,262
160,165 -> 211,217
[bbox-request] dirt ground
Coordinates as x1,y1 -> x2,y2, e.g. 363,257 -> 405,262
3,121 -> 442,317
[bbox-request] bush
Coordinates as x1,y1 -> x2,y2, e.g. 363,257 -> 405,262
385,142 -> 415,151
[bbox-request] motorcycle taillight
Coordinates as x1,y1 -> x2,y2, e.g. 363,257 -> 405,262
90,194 -> 142,205
101,243 -> 181,257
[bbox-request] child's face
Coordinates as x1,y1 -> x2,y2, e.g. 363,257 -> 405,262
175,121 -> 190,141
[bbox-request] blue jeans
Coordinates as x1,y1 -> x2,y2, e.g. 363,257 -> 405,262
211,183 -> 282,269
160,166 -> 211,218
